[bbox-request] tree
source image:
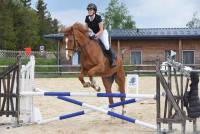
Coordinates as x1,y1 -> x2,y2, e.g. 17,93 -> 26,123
0,1 -> 16,49
0,0 -> 58,50
36,0 -> 47,21
20,0 -> 31,8
13,7 -> 40,49
186,12 -> 200,28
101,0 -> 136,29
36,0 -> 58,50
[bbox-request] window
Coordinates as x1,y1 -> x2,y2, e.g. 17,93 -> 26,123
182,51 -> 194,64
131,51 -> 142,64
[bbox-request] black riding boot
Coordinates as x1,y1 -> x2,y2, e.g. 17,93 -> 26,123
105,49 -> 117,67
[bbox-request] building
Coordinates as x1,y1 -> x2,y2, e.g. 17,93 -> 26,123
44,28 -> 200,66
111,28 -> 200,65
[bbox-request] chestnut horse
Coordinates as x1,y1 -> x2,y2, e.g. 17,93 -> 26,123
62,22 -> 126,113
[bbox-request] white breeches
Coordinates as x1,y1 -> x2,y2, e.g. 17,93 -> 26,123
99,30 -> 110,50
88,29 -> 110,50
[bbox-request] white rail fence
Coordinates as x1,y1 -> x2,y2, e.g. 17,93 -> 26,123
0,50 -> 57,59
0,50 -> 200,74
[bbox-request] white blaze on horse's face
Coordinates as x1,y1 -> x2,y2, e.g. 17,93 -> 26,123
65,37 -> 70,60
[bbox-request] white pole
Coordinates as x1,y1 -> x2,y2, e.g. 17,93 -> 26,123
135,120 -> 157,130
20,92 -> 45,96
37,117 -> 59,124
20,91 -> 156,99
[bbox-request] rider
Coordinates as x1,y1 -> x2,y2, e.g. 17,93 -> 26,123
85,3 -> 116,67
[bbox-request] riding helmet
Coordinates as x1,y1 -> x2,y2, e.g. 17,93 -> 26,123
87,3 -> 97,12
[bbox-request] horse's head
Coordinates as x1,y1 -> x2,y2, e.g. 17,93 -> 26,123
62,22 -> 90,60
61,26 -> 76,60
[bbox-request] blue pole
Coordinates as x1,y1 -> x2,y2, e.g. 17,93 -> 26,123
97,93 -> 126,97
57,96 -> 83,106
44,92 -> 70,96
108,111 -> 136,123
108,99 -> 137,108
58,96 -> 137,124
59,111 -> 85,120
56,96 -> 157,130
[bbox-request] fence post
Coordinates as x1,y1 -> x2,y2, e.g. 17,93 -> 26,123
156,59 -> 161,133
19,55 -> 42,124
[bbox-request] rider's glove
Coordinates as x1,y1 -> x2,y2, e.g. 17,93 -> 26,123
90,34 -> 97,39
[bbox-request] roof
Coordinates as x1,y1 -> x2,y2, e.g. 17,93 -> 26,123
44,28 -> 200,41
111,28 -> 200,40
44,33 -> 64,40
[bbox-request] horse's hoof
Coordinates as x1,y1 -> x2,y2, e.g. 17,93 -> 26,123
122,110 -> 126,115
96,87 -> 101,92
83,82 -> 91,87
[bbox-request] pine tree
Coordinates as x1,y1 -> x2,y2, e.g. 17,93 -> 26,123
36,0 -> 58,50
36,0 -> 47,21
20,0 -> 31,7
13,6 -> 40,50
0,1 -> 16,49
0,0 -> 58,50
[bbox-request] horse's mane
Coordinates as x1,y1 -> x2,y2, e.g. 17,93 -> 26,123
72,22 -> 90,38
60,22 -> 89,37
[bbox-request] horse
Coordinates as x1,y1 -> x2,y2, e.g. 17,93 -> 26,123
61,22 -> 126,114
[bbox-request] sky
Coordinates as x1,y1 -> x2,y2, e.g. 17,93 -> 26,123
31,0 -> 200,28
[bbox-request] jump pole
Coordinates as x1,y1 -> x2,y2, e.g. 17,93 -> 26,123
20,91 -> 156,99
37,98 -> 144,124
57,96 -> 159,130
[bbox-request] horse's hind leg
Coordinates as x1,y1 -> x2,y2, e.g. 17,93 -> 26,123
102,77 -> 114,105
115,67 -> 126,115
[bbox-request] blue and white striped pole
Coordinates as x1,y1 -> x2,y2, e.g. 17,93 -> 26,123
38,110 -> 85,124
20,91 -> 156,99
57,96 -> 158,130
108,98 -> 139,108
37,98 -> 141,124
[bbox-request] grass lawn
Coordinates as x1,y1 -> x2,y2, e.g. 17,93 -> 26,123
0,58 -> 57,73
35,58 -> 57,72
0,58 -> 17,65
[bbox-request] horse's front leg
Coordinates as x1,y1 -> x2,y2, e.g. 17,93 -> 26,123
79,68 -> 91,88
87,64 -> 105,92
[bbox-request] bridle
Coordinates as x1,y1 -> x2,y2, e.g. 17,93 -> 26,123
65,27 -> 80,52
65,26 -> 91,53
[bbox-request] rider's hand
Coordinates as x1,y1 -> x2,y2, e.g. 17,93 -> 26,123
90,34 -> 97,39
